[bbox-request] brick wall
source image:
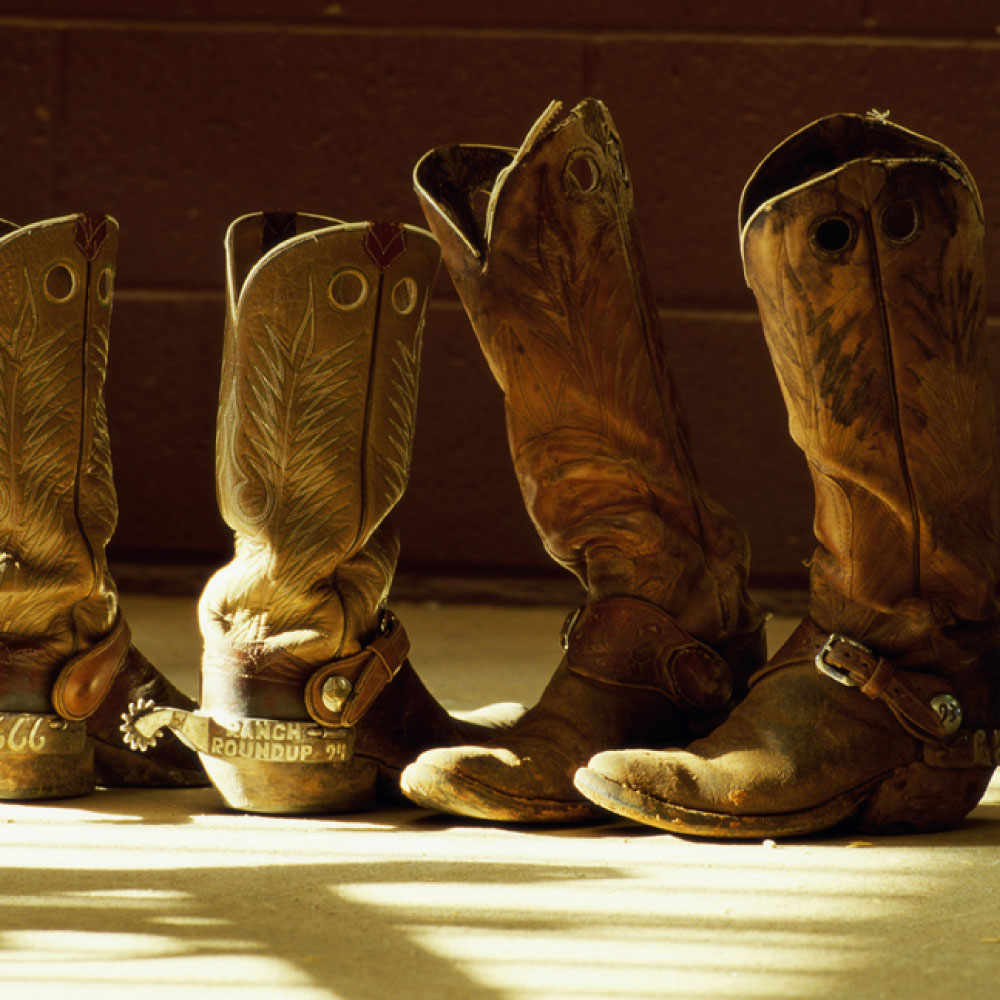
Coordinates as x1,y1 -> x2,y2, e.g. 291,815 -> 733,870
2,2 -> 999,590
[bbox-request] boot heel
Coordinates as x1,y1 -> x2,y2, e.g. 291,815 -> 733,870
858,761 -> 994,833
200,753 -> 378,815
0,714 -> 93,800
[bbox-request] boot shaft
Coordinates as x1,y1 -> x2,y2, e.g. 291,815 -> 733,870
416,99 -> 757,641
0,213 -> 120,684
741,113 -> 999,646
201,213 -> 440,689
416,100 -> 689,484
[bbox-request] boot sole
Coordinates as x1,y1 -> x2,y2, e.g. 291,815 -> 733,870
400,759 -> 598,823
574,766 -> 876,839
574,760 -> 994,839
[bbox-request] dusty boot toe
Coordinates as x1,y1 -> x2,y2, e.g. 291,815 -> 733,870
575,749 -> 693,822
401,741 -> 595,822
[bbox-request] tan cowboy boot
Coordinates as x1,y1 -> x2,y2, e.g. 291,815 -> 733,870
0,212 -> 204,799
123,212 -> 520,814
576,112 -> 1000,837
399,99 -> 765,822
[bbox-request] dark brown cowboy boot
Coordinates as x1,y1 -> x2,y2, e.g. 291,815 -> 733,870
122,212 -> 520,814
0,213 -> 204,799
399,99 -> 765,822
576,112 -> 1000,837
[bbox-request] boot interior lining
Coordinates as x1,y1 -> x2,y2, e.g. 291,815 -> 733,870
228,212 -> 335,297
416,145 -> 514,257
740,116 -> 966,227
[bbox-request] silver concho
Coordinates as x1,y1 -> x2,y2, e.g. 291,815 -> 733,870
321,675 -> 353,713
930,694 -> 963,735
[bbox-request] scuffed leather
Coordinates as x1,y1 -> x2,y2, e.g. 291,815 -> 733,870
401,100 -> 764,820
577,114 -> 1000,836
416,99 -> 759,642
565,597 -> 732,713
742,113 -> 999,653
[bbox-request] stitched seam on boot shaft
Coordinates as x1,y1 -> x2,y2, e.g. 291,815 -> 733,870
863,210 -> 922,600
342,270 -> 386,642
68,250 -> 99,658
599,138 -> 732,635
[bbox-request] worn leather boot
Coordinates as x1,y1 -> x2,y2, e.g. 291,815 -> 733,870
122,212 -> 520,814
399,99 -> 765,822
576,112 -> 1000,837
0,212 -> 204,799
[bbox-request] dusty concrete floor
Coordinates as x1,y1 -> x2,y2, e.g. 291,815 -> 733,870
2,596 -> 999,999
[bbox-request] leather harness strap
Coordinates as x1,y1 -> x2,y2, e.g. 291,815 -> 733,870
756,618 -> 1000,766
563,597 -> 733,715
51,617 -> 132,721
304,612 -> 410,727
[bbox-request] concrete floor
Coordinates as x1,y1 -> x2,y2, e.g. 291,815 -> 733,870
2,596 -> 998,1000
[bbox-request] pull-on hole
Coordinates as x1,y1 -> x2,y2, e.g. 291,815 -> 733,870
328,268 -> 369,311
391,277 -> 418,316
564,151 -> 601,194
810,215 -> 856,257
881,199 -> 920,243
97,266 -> 114,305
43,263 -> 78,303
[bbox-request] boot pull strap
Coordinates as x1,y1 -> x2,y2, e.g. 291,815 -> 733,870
563,597 -> 733,715
304,611 -> 410,727
52,617 -> 132,721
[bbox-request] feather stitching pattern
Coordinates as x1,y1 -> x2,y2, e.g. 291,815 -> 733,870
0,266 -> 89,631
366,320 -> 421,526
225,277 -> 368,591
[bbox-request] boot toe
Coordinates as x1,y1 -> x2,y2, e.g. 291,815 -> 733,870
576,745 -> 784,832
400,743 -> 596,823
575,748 -> 700,823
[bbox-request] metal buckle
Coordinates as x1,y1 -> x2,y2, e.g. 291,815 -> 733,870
560,606 -> 584,652
814,633 -> 870,687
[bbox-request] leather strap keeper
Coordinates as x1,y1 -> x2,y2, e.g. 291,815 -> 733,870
564,597 -> 733,714
303,612 -> 410,726
51,617 -> 132,721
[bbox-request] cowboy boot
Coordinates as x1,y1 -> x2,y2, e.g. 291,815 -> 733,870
399,99 -> 766,822
576,112 -> 1000,838
122,212 -> 521,815
0,212 -> 204,799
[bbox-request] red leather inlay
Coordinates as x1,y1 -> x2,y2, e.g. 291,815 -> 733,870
363,222 -> 406,271
74,213 -> 109,260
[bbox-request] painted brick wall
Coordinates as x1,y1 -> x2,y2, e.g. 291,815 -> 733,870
2,2 -> 999,589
